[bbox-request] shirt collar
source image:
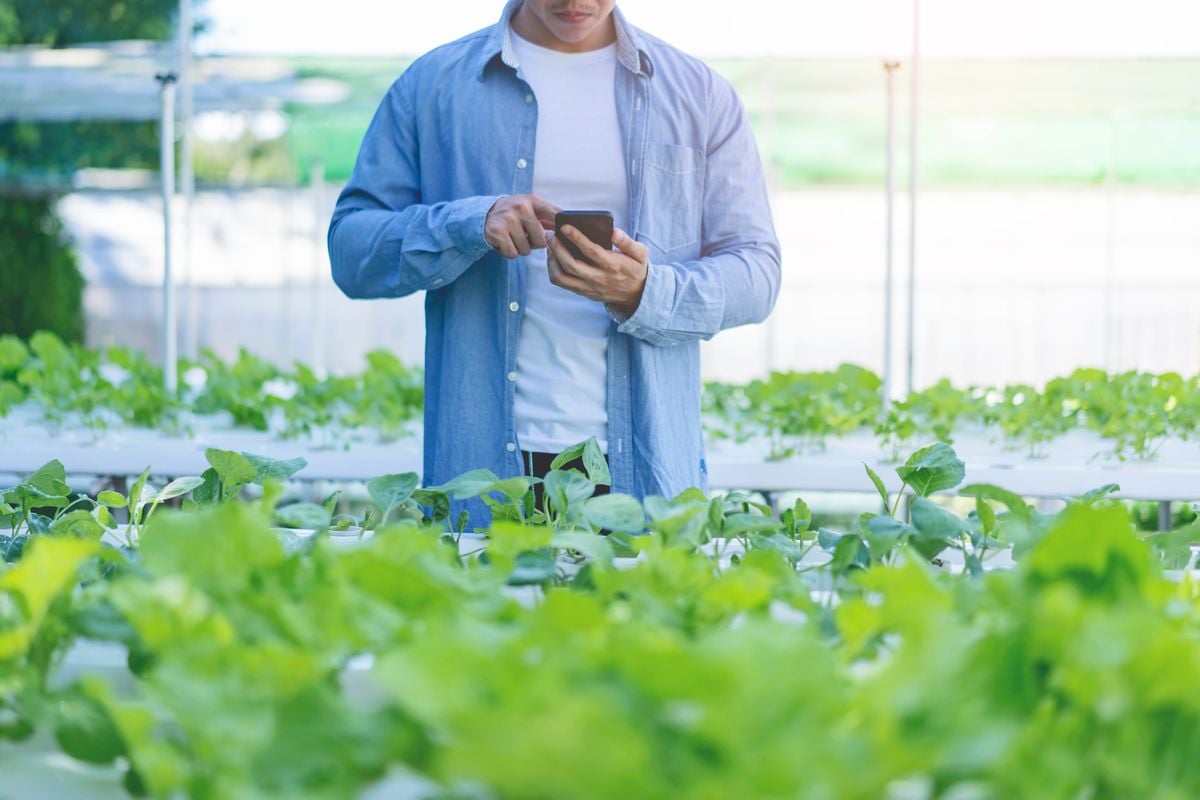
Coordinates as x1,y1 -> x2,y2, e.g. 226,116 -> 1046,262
476,0 -> 651,80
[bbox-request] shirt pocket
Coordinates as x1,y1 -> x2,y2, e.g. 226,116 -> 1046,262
640,142 -> 704,258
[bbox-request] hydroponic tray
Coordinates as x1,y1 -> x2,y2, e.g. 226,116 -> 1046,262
1,418 -> 1197,500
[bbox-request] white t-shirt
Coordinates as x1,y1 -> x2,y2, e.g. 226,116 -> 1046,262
510,30 -> 629,455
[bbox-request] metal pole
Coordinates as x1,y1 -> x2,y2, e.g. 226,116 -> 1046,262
883,62 -> 900,410
905,0 -> 920,395
1158,501 -> 1173,532
311,162 -> 328,373
178,0 -> 197,359
157,73 -> 178,393
181,1 -> 197,358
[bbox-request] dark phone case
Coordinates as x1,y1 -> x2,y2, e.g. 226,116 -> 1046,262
555,211 -> 614,263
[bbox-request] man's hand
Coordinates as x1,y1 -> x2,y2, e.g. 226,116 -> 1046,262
546,226 -> 649,318
484,194 -> 561,258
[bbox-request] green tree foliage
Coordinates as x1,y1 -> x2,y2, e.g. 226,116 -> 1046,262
0,120 -> 162,180
0,192 -> 84,342
0,0 -> 202,344
0,0 -> 179,47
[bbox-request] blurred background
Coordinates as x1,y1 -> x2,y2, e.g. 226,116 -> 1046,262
3,0 -> 1199,388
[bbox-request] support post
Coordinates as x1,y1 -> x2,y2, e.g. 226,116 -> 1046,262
883,61 -> 901,410
157,73 -> 178,393
905,0 -> 921,395
311,162 -> 328,373
1158,501 -> 1173,532
178,0 -> 197,358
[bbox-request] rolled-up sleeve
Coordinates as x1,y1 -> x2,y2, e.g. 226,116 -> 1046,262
328,76 -> 501,299
617,79 -> 781,347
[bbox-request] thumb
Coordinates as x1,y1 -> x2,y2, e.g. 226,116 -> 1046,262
612,227 -> 646,260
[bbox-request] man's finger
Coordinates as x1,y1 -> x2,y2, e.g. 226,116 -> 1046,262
547,241 -> 595,296
548,233 -> 602,279
554,269 -> 593,297
562,225 -> 614,267
519,209 -> 548,250
531,195 -> 563,227
548,248 -> 576,288
500,235 -> 519,259
508,217 -> 532,256
612,227 -> 648,262
546,232 -> 573,273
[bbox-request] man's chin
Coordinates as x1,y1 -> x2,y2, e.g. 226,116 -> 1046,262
549,25 -> 596,44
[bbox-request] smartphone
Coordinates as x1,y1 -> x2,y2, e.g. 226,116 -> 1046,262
555,211 -> 614,264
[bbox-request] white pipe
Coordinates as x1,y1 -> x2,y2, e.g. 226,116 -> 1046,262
311,162 -> 327,373
905,0 -> 921,395
178,0 -> 197,359
883,62 -> 900,410
158,74 -> 178,393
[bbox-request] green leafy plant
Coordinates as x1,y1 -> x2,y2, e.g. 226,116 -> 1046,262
2,444 -> 1200,798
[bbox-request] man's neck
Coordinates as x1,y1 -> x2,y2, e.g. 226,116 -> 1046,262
510,5 -> 617,53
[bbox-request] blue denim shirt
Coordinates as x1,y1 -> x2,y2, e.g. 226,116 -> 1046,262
329,0 -> 781,522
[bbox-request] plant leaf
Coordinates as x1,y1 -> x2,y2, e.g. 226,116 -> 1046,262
910,497 -> 973,539
829,533 -> 870,574
412,489 -> 450,524
507,550 -> 557,586
48,509 -> 106,541
155,476 -> 205,503
274,502 -> 333,531
486,477 -> 534,503
549,441 -> 587,472
432,469 -> 501,500
1073,483 -> 1121,507
543,470 -> 596,519
54,684 -> 125,765
551,531 -> 615,566
961,483 -> 1032,523
863,462 -> 890,507
23,459 -> 71,499
367,473 -> 420,516
97,491 -> 127,509
896,443 -> 965,497
865,514 -> 911,557
242,453 -> 308,484
582,494 -> 645,533
204,449 -> 256,501
976,497 -> 998,534
128,466 -> 151,513
191,468 -> 220,507
792,497 -> 812,533
582,437 -> 611,486
907,497 -> 968,560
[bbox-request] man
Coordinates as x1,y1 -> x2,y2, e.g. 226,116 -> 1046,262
329,0 -> 781,522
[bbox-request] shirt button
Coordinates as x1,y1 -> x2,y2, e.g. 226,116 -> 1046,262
507,371 -> 517,382
506,442 -> 516,452
517,158 -> 528,169
509,301 -> 519,312
525,93 -> 533,104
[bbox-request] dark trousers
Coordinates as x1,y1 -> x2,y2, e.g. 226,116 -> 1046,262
521,450 -> 610,510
